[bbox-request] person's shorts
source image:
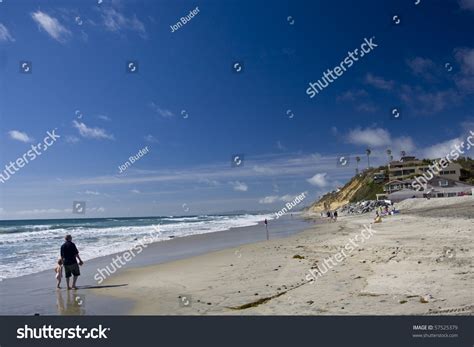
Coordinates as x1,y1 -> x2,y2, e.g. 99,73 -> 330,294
64,263 -> 80,278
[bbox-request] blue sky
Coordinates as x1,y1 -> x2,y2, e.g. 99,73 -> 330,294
0,0 -> 473,219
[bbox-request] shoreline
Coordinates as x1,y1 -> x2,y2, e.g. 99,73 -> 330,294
93,197 -> 473,315
0,215 -> 310,315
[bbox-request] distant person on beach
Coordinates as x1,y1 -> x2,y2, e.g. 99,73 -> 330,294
333,211 -> 338,222
374,210 -> 382,223
326,211 -> 331,218
54,258 -> 63,289
60,235 -> 84,290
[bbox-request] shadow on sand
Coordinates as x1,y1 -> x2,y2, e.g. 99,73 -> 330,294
77,284 -> 128,290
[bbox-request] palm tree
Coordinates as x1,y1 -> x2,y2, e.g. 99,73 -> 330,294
366,149 -> 371,168
386,149 -> 392,163
401,150 -> 406,158
355,156 -> 361,174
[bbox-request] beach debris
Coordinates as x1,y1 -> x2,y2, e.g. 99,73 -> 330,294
399,300 -> 408,304
293,254 -> 305,259
307,300 -> 314,305
420,294 -> 433,303
426,305 -> 473,315
227,292 -> 286,310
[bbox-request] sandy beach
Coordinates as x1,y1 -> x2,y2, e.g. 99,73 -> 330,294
93,196 -> 473,315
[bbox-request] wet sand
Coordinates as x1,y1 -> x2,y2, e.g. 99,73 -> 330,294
0,215 -> 309,315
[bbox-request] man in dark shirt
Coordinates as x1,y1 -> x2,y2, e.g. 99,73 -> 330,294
60,235 -> 84,290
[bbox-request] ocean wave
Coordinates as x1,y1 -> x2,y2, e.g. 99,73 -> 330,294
0,214 -> 271,281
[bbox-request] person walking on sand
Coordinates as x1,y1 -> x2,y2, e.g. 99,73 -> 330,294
60,234 -> 84,290
264,218 -> 269,240
333,210 -> 338,222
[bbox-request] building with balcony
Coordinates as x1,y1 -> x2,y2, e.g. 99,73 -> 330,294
388,156 -> 462,181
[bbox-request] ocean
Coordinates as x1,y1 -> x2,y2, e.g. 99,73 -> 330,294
0,213 -> 273,281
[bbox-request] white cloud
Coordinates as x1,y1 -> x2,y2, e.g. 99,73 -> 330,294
230,181 -> 248,192
16,208 -> 70,215
101,7 -> 146,38
65,135 -> 80,144
83,190 -> 100,195
459,0 -> 474,10
307,173 -> 328,187
0,23 -> 15,42
98,115 -> 111,121
252,165 -> 276,175
337,89 -> 376,113
406,57 -> 435,77
279,192 -> 308,202
144,134 -> 158,143
356,103 -> 377,113
421,137 -> 464,159
198,178 -> 220,186
456,48 -> 474,74
365,73 -> 394,90
276,141 -> 286,151
344,127 -> 415,159
89,206 -> 105,213
399,85 -> 459,113
337,89 -> 368,102
454,47 -> 474,93
258,192 -> 308,204
8,130 -> 33,143
71,152 -> 372,187
258,196 -> 279,204
419,122 -> 474,159
149,102 -> 174,118
130,189 -> 141,194
72,120 -> 114,140
31,11 -> 71,43
347,127 -> 391,147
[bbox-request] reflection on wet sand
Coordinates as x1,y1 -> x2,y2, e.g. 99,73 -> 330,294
56,289 -> 85,315
55,284 -> 127,315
